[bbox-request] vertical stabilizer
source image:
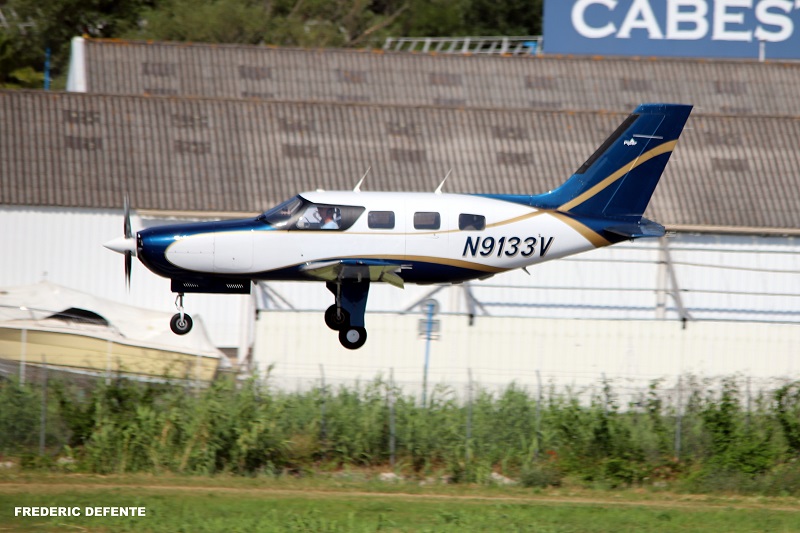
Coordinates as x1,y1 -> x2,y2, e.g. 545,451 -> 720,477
532,104 -> 692,220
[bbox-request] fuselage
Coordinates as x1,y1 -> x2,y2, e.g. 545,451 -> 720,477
136,191 -> 618,286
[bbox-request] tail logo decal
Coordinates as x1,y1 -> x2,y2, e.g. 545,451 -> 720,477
623,138 -> 637,146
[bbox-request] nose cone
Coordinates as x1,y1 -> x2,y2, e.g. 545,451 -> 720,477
104,236 -> 137,256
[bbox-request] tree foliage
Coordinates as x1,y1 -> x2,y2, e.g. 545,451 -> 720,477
0,0 -> 544,87
0,0 -> 150,87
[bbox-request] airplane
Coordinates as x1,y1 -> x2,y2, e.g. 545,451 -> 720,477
104,103 -> 692,350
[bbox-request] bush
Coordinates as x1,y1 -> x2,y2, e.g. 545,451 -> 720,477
520,461 -> 563,488
6,373 -> 800,496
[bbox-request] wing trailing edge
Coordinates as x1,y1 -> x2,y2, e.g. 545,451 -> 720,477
301,259 -> 408,288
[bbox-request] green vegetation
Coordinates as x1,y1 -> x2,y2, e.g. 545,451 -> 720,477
0,0 -> 544,89
4,374 -> 800,497
2,475 -> 800,532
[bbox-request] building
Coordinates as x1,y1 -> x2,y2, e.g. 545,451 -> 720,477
1,40 -> 798,394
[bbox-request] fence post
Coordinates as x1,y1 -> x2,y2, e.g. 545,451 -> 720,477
674,376 -> 683,460
39,355 -> 47,456
535,369 -> 542,460
19,328 -> 27,385
319,364 -> 327,447
466,368 -> 473,461
388,368 -> 396,469
746,376 -> 752,429
105,339 -> 112,386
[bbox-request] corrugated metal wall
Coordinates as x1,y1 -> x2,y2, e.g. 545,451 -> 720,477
3,90 -> 800,230
253,313 -> 800,401
257,233 -> 800,323
81,39 -> 800,117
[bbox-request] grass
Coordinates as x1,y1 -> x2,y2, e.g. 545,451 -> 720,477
1,474 -> 800,532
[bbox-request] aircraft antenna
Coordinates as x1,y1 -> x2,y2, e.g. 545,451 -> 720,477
434,168 -> 452,194
353,166 -> 371,192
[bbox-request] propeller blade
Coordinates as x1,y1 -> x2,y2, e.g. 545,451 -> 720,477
123,193 -> 132,239
125,251 -> 132,291
124,194 -> 133,291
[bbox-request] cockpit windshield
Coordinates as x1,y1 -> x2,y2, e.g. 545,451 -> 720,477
258,196 -> 364,231
258,196 -> 305,228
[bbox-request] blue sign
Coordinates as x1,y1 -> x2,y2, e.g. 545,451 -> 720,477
544,0 -> 800,59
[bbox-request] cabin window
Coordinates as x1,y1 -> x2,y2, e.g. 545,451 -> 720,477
459,213 -> 485,231
414,211 -> 440,230
368,211 -> 395,229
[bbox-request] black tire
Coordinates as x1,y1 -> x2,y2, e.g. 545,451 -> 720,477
170,313 -> 193,335
324,305 -> 350,331
339,326 -> 367,350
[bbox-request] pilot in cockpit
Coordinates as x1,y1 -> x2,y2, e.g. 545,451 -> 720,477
319,207 -> 339,229
298,205 -> 340,229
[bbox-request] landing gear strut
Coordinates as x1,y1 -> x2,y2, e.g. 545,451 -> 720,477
170,293 -> 193,335
326,281 -> 370,350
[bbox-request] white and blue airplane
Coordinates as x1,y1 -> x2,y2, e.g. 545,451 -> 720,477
105,103 -> 692,349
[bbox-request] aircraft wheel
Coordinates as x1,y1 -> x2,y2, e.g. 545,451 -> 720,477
339,327 -> 367,350
170,313 -> 193,335
324,305 -> 350,331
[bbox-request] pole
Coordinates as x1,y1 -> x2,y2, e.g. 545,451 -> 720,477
19,328 -> 27,385
535,369 -> 542,460
39,355 -> 47,456
388,368 -> 396,469
421,301 -> 434,408
674,376 -> 683,460
106,339 -> 112,385
319,364 -> 327,442
44,48 -> 51,90
465,368 -> 473,480
466,368 -> 473,450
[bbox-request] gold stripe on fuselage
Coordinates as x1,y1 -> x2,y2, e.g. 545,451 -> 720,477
557,141 -> 677,213
549,212 -> 611,248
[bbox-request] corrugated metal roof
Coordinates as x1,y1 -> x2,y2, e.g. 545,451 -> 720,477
2,90 -> 800,231
79,39 -> 800,117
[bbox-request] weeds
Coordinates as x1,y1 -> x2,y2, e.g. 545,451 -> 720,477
4,374 -> 800,494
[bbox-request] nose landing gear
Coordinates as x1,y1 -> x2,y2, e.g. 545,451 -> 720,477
170,293 -> 193,335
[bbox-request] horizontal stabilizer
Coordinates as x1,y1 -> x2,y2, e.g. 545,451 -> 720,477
605,219 -> 665,239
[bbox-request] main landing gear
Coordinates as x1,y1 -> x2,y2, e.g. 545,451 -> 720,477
325,303 -> 367,350
326,281 -> 369,350
170,293 -> 193,335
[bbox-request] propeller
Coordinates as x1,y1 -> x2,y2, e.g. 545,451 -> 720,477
103,194 -> 137,290
123,194 -> 132,290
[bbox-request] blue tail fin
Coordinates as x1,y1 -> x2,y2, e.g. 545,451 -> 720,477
532,104 -> 692,221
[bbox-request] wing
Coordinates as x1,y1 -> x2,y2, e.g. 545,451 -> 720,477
300,259 -> 409,288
